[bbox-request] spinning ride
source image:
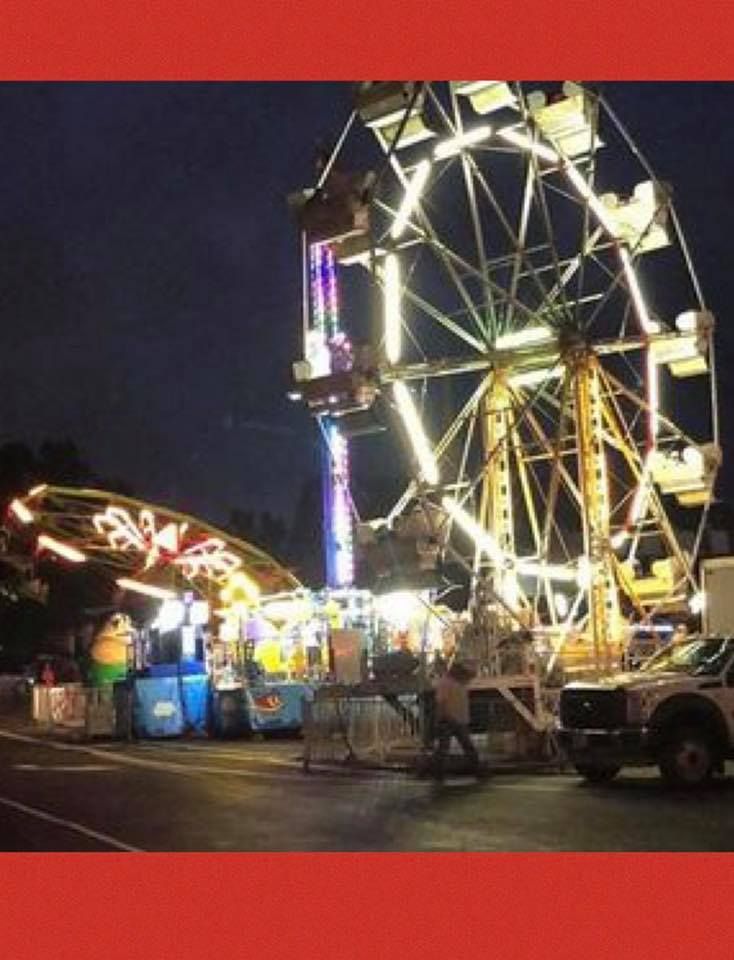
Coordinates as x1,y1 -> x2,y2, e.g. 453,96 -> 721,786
6,484 -> 299,599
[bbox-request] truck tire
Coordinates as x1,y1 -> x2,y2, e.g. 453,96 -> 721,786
658,726 -> 716,787
574,763 -> 621,784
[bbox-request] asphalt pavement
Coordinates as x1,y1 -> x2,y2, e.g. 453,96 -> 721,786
1,719 -> 733,851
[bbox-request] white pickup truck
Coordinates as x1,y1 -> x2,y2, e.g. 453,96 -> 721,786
558,636 -> 734,786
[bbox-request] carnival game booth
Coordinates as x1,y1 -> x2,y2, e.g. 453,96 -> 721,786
208,581 -> 316,737
209,587 -> 375,736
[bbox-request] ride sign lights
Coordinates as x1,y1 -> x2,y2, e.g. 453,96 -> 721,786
93,504 -> 242,584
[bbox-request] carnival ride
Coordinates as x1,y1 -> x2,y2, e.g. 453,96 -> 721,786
292,81 -> 719,680
4,485 -> 314,730
5,484 -> 300,600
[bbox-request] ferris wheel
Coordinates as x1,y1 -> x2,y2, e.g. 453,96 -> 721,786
293,81 -> 719,676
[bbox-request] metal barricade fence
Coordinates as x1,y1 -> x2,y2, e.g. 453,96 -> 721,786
303,682 -> 561,773
32,683 -> 133,740
33,683 -> 87,729
303,691 -> 427,771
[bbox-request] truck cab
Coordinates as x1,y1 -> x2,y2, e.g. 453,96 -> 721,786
558,636 -> 734,786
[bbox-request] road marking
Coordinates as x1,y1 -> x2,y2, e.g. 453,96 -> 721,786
0,728 -> 330,783
13,763 -> 116,773
133,742 -> 301,768
0,729 -> 570,789
0,795 -> 143,852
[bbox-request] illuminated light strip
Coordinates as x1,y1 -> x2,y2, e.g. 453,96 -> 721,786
173,539 -> 242,582
307,243 -> 330,376
442,497 -> 504,564
394,381 -> 440,485
497,127 -> 558,163
383,253 -> 402,364
324,245 -> 340,341
515,559 -> 580,584
93,506 -> 147,552
509,367 -> 562,389
310,238 -> 355,588
630,456 -> 652,524
433,124 -> 492,160
116,578 -> 177,601
618,245 -> 659,530
496,326 -> 554,350
619,247 -> 659,335
28,484 -> 48,498
37,534 -> 87,564
563,162 -> 619,238
443,497 -> 584,584
309,243 -> 326,339
646,350 -> 660,440
9,499 -> 34,524
391,159 -> 431,239
326,422 -> 355,588
497,126 -> 619,238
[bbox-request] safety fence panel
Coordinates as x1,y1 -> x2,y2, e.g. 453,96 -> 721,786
31,683 -> 134,739
303,692 -> 426,770
85,686 -> 117,738
32,683 -> 87,728
303,684 -> 560,772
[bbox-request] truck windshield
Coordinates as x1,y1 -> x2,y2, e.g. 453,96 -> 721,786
642,638 -> 733,676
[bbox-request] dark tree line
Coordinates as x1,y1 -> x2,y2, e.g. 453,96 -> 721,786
0,438 -> 133,513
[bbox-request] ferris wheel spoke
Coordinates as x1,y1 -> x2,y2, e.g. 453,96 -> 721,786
399,284 -> 487,354
426,83 -> 557,337
444,82 -> 500,336
459,153 -> 558,327
599,374 -> 698,591
424,89 -> 556,323
526,166 -> 576,325
603,369 -> 700,450
384,373 -> 491,525
377,188 -> 549,334
376,147 -> 491,342
535,372 -> 572,563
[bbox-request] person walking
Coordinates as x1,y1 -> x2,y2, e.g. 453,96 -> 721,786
432,661 -> 480,779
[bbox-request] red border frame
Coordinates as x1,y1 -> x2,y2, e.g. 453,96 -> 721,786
2,2 -> 734,957
1,854 -> 733,957
2,0 -> 734,79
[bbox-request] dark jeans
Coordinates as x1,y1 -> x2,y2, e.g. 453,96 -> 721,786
433,718 -> 479,778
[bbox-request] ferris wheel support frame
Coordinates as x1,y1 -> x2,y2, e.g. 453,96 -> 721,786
573,351 -> 620,675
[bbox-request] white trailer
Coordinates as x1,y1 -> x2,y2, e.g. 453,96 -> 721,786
701,557 -> 734,635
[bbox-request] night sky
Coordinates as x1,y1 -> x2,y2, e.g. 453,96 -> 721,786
1,82 -> 733,530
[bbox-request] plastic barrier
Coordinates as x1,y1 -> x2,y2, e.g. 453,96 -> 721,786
132,676 -> 185,737
180,675 -> 209,734
245,682 -> 312,733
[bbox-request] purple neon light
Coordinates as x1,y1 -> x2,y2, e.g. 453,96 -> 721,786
308,241 -> 355,588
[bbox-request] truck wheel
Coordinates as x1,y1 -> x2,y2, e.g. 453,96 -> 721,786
658,727 -> 715,787
574,763 -> 621,784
